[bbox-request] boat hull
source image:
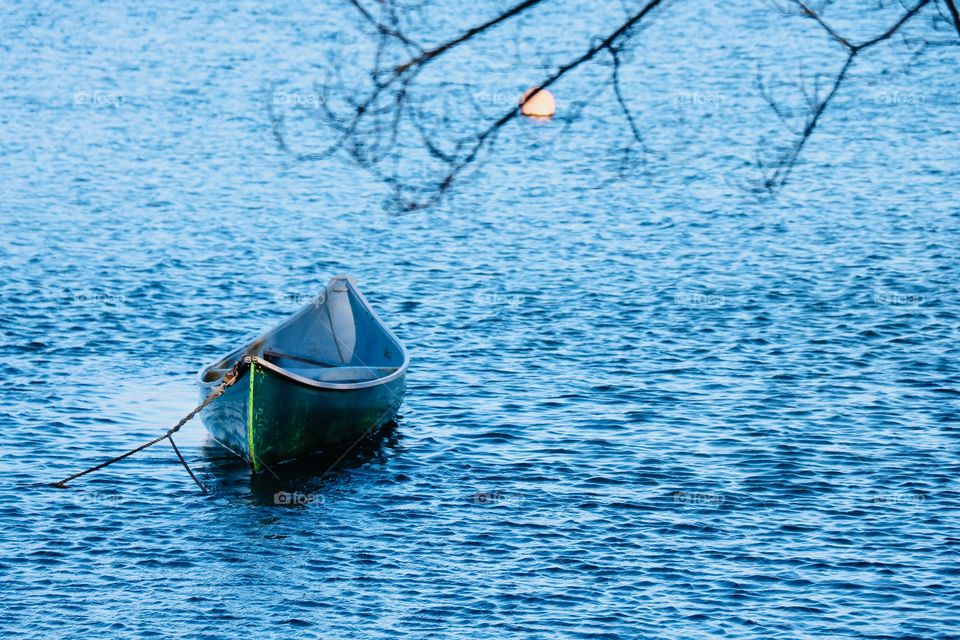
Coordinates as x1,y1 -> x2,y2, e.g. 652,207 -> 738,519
200,359 -> 405,472
196,276 -> 409,473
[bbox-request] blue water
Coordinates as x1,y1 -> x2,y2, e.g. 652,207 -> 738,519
2,1 -> 959,638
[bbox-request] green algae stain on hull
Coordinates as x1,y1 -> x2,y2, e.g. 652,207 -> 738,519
247,362 -> 260,473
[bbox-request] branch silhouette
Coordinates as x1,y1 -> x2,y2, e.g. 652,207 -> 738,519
269,0 -> 953,209
758,0 -> 935,191
270,0 -> 669,210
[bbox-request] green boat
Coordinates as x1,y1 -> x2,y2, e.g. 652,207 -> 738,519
197,276 -> 408,472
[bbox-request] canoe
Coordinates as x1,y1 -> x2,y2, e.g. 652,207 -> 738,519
196,276 -> 408,472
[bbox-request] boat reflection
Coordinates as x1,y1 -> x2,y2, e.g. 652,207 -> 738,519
199,420 -> 402,505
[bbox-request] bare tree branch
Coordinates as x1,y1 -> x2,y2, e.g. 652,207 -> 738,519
759,0 -> 932,191
269,0 -> 949,209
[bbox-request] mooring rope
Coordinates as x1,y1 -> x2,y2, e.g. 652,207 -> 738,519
168,435 -> 208,494
52,359 -> 247,491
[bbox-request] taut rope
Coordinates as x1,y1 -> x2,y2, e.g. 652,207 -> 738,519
52,359 -> 247,492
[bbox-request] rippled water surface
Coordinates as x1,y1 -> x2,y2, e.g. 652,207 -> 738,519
2,1 -> 959,638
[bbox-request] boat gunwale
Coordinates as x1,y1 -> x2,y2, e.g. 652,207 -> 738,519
196,276 -> 410,392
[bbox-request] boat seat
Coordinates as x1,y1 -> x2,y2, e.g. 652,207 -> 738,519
261,350 -> 396,383
263,349 -> 340,368
285,365 -> 398,384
